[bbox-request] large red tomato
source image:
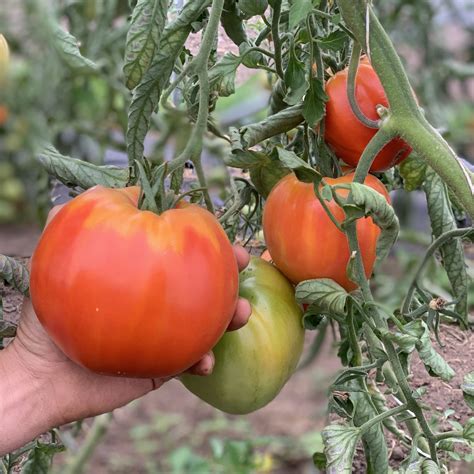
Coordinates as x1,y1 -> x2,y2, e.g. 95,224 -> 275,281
30,186 -> 239,378
262,172 -> 390,291
324,59 -> 411,172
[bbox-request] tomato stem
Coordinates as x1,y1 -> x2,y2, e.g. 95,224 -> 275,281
271,0 -> 285,79
337,0 -> 474,218
347,41 -> 379,129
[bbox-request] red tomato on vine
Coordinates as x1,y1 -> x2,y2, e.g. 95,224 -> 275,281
324,58 -> 412,172
263,172 -> 390,291
30,186 -> 239,378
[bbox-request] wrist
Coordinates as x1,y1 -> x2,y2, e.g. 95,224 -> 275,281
0,344 -> 59,455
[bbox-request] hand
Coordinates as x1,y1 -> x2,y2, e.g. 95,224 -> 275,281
0,206 -> 251,454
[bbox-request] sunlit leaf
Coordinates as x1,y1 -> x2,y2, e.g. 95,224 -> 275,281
296,278 -> 348,315
321,424 -> 360,474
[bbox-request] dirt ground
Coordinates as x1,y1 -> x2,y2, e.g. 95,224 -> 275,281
1,224 -> 472,473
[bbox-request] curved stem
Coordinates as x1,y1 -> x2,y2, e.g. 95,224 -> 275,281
271,0 -> 284,78
353,126 -> 395,183
360,404 -> 408,434
347,41 -> 379,129
63,413 -> 113,474
401,227 -> 473,314
337,0 -> 474,218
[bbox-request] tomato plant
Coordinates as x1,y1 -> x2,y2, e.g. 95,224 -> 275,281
263,172 -> 390,290
30,186 -> 239,377
182,257 -> 304,414
324,59 -> 412,172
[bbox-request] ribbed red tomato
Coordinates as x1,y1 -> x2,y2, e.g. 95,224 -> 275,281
324,59 -> 411,172
263,172 -> 390,291
30,186 -> 239,377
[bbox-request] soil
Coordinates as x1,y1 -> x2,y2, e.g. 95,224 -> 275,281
1,224 -> 473,474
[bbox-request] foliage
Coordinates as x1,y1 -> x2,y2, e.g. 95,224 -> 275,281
0,0 -> 473,472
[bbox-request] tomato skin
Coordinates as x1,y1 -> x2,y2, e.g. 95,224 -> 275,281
324,60 -> 411,172
30,186 -> 239,378
263,172 -> 390,291
260,248 -> 272,262
181,257 -> 304,414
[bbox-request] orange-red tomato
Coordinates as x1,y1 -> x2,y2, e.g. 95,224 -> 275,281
263,172 -> 390,291
30,186 -> 239,378
324,59 -> 411,172
260,249 -> 272,262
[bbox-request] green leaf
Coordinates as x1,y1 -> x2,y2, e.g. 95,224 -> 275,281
463,417 -> 474,442
302,75 -> 327,127
0,255 -> 29,295
208,52 -> 242,97
423,167 -> 468,322
296,278 -> 348,315
38,145 -> 129,189
415,321 -> 455,382
289,0 -> 314,29
22,442 -> 65,474
249,155 -> 289,198
52,23 -> 98,71
399,154 -> 427,191
351,381 -> 389,474
0,320 -> 17,338
124,0 -> 169,90
343,182 -> 400,266
381,320 -> 424,353
239,0 -> 268,18
317,30 -> 348,51
312,451 -> 327,469
461,372 -> 474,410
229,104 -> 304,150
221,0 -> 248,46
127,0 -> 211,164
284,42 -> 308,106
321,424 -> 360,474
274,147 -> 320,182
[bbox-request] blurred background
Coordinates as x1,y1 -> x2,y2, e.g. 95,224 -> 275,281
0,0 -> 473,472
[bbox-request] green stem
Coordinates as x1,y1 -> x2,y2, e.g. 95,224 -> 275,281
271,0 -> 284,78
353,127 -> 395,183
337,0 -> 474,218
348,301 -> 363,366
360,404 -> 407,435
347,41 -> 379,128
401,227 -> 473,314
434,430 -> 463,441
63,413 -> 113,474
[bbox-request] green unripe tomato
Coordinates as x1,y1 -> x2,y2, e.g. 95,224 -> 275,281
181,257 -> 304,414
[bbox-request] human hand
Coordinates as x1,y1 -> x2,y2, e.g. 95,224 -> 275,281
0,206 -> 251,455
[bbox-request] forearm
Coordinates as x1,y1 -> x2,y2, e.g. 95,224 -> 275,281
0,346 -> 58,456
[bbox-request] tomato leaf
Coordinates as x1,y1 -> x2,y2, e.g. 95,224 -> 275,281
124,0 -> 169,90
296,278 -> 348,315
302,75 -> 327,127
423,167 -> 468,322
343,182 -> 399,267
221,0 -> 248,46
52,23 -> 98,72
321,424 -> 360,474
463,417 -> 474,442
317,29 -> 348,51
38,145 -> 129,189
229,104 -> 304,150
127,0 -> 211,164
22,441 -> 65,474
0,320 -> 17,338
249,154 -> 290,198
461,372 -> 474,410
351,381 -> 389,474
289,0 -> 316,29
274,148 -> 321,183
0,254 -> 30,296
399,154 -> 427,191
208,52 -> 242,97
239,0 -> 268,18
284,42 -> 308,106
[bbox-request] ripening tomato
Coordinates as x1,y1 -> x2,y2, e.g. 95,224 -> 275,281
30,186 -> 239,378
260,249 -> 272,262
263,172 -> 390,291
324,59 -> 411,172
181,257 -> 304,414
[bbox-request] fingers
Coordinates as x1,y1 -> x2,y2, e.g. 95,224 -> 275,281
227,297 -> 252,331
233,244 -> 250,272
45,205 -> 65,227
185,352 -> 215,376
